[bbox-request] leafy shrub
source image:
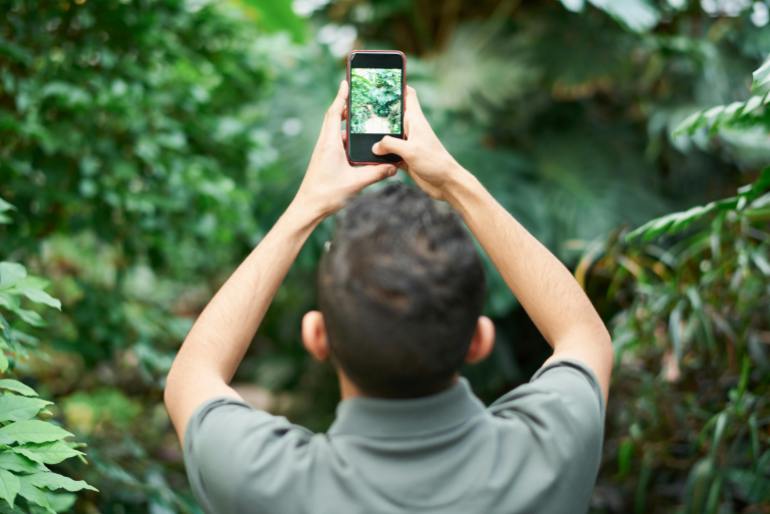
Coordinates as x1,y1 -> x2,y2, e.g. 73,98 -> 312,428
0,1 -> 281,510
0,200 -> 95,514
584,58 -> 770,513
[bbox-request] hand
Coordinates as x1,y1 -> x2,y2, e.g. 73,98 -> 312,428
372,86 -> 465,200
294,80 -> 397,219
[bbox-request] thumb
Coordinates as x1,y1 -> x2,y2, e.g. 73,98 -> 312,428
355,164 -> 398,188
372,136 -> 411,158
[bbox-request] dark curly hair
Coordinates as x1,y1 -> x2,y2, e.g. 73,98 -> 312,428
318,182 -> 486,398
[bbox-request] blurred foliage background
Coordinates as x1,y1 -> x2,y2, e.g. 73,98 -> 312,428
0,0 -> 768,512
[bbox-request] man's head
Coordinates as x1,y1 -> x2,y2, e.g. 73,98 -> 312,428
302,182 -> 494,399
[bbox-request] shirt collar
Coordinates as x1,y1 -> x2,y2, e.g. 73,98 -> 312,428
328,377 -> 486,438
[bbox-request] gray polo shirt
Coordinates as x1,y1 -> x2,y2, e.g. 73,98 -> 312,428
184,359 -> 605,514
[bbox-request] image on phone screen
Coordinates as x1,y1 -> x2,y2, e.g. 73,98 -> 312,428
350,68 -> 402,135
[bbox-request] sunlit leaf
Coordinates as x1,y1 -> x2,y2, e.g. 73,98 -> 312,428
0,395 -> 52,422
0,470 -> 19,509
25,472 -> 97,493
0,380 -> 36,397
0,421 -> 73,446
13,441 -> 83,465
0,451 -> 47,474
17,477 -> 52,513
0,264 -> 26,290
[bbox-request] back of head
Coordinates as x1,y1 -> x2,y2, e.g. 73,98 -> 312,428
318,182 -> 486,398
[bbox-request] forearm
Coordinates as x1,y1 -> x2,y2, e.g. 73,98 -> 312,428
444,168 -> 611,352
165,200 -> 323,438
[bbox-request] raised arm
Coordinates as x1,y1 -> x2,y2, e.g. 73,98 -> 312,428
164,81 -> 396,442
373,88 -> 613,403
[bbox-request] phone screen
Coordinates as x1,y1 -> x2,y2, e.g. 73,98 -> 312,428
347,52 -> 404,164
350,68 -> 402,135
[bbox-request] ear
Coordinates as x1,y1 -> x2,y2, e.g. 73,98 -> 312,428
302,310 -> 330,361
465,316 -> 495,364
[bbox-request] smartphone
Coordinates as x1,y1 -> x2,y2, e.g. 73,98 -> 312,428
346,50 -> 406,165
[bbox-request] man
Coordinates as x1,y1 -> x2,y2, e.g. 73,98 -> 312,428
164,81 -> 613,514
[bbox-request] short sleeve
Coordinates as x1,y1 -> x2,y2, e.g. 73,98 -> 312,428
487,359 -> 605,509
489,358 -> 604,420
183,397 -> 314,514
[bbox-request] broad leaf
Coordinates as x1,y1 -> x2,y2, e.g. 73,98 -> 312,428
0,470 -> 19,509
26,472 -> 97,493
591,0 -> 659,33
14,308 -> 44,327
13,441 -> 83,465
0,420 -> 73,446
18,477 -> 53,513
0,380 -> 37,397
0,451 -> 47,473
0,264 -> 25,290
16,283 -> 61,311
0,395 -> 52,422
0,470 -> 18,511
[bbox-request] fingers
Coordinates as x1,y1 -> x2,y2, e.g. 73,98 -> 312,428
355,164 -> 398,188
372,136 -> 411,159
405,86 -> 422,114
323,80 -> 348,136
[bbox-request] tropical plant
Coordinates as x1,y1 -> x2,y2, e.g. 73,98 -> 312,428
581,57 -> 770,513
0,199 -> 95,514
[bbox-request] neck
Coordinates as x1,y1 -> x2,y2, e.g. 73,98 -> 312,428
337,370 -> 365,400
336,371 -> 462,401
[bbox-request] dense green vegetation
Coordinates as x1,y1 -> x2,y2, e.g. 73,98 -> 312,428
0,0 -> 768,512
350,67 -> 402,133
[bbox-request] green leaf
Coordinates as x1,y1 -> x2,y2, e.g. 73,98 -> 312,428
0,354 -> 7,374
44,491 -> 76,513
0,451 -> 47,473
0,421 -> 73,446
0,395 -> 52,422
18,477 -> 53,513
559,0 -> 585,12
0,264 -> 26,290
668,301 -> 685,364
589,0 -> 659,33
752,57 -> 770,95
0,199 -> 13,226
0,380 -> 37,397
26,472 -> 97,493
618,438 -> 634,478
709,412 -> 728,462
14,308 -> 44,327
13,441 -> 83,465
0,469 -> 19,509
17,286 -> 60,311
240,0 -> 308,43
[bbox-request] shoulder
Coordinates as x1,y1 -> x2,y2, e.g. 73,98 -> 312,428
487,359 -> 605,468
183,397 -> 322,514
